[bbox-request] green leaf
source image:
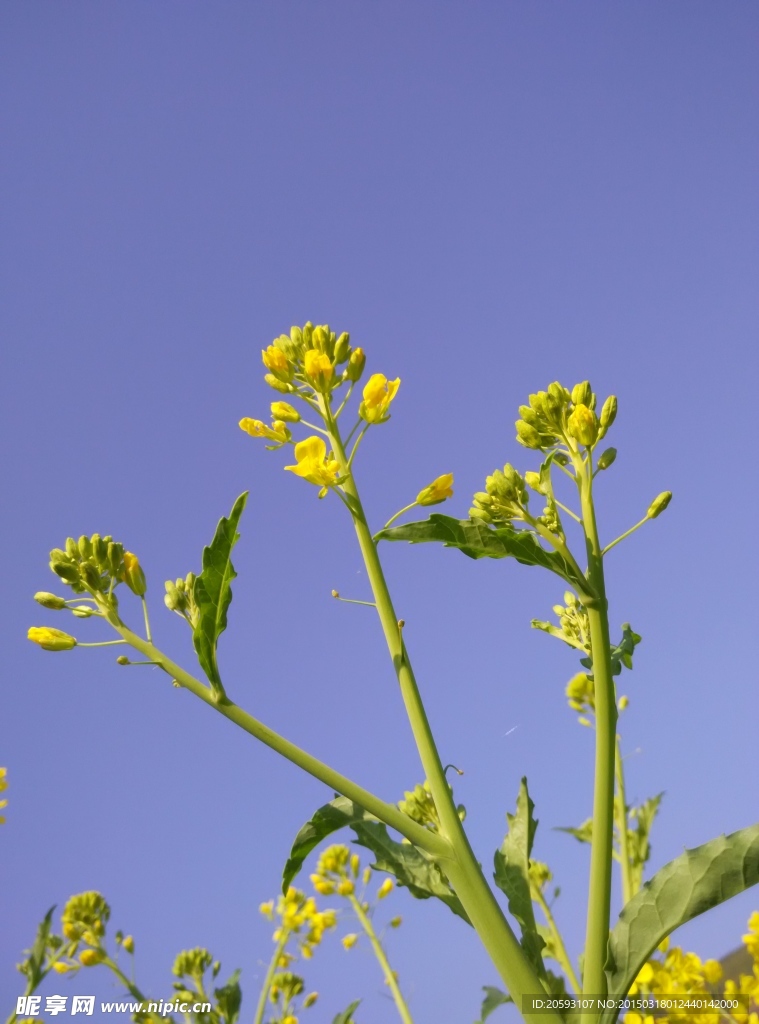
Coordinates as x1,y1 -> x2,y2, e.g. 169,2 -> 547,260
282,796 -> 378,894
493,777 -> 547,979
476,985 -> 512,1022
214,968 -> 242,1024
555,818 -> 593,845
332,999 -> 361,1024
352,820 -> 471,925
192,492 -> 248,698
628,793 -> 664,894
376,514 -> 588,592
22,906 -> 55,990
602,822 -> 759,1024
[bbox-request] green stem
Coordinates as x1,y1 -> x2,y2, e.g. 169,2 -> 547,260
601,517 -> 648,557
348,893 -> 414,1024
141,597 -> 152,642
78,639 -> 127,647
578,465 -> 617,1015
382,502 -> 419,531
103,955 -> 149,1007
614,737 -> 634,906
533,890 -> 581,994
253,930 -> 289,1024
321,398 -> 560,1017
106,621 -> 449,861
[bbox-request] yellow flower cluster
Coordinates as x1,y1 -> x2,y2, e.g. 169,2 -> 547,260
285,437 -> 341,498
261,888 -> 336,961
626,920 -> 759,1024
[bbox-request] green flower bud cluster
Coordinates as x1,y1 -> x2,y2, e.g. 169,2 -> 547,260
49,535 -> 126,596
566,671 -> 596,716
172,947 -> 215,982
527,860 -> 553,898
61,892 -> 110,945
398,780 -> 465,833
262,322 -> 363,396
514,381 -> 618,452
164,573 -> 199,627
538,591 -> 591,652
470,464 -> 529,525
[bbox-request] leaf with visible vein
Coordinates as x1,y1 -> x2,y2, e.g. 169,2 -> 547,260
376,514 -> 588,592
476,985 -> 511,1023
493,777 -> 547,979
602,822 -> 759,1024
351,820 -> 471,924
282,796 -> 378,894
332,1000 -> 361,1024
192,492 -> 248,698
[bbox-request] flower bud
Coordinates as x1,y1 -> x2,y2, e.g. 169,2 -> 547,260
346,347 -> 366,382
618,695 -> 629,711
304,349 -> 334,392
390,916 -> 402,928
337,878 -> 354,895
264,373 -> 291,393
28,627 -> 77,651
377,878 -> 394,899
261,344 -> 292,381
567,404 -> 599,447
600,395 -> 617,434
515,419 -> 542,449
123,552 -> 147,597
79,949 -> 103,967
34,592 -> 67,610
647,491 -> 672,519
571,381 -> 592,406
92,534 -> 108,564
342,934 -> 358,950
50,560 -> 79,584
524,471 -> 543,492
164,580 -> 180,610
416,473 -> 454,506
116,655 -> 130,665
107,542 -> 124,574
270,401 -> 300,423
65,537 -> 79,559
303,992 -> 318,1008
596,447 -> 617,471
334,332 -> 351,363
80,561 -> 103,590
122,935 -> 135,954
71,605 -> 95,617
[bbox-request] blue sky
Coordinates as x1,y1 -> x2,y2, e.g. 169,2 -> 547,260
1,4 -> 757,1021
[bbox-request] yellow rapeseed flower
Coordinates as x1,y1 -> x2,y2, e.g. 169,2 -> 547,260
262,345 -> 290,377
239,418 -> 289,444
336,879 -> 354,896
304,350 -> 333,391
342,934 -> 358,950
284,437 -> 340,497
416,473 -> 454,506
27,627 -> 77,652
359,374 -> 400,424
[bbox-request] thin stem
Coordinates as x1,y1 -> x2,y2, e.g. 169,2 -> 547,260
333,596 -> 377,608
578,462 -> 617,1018
103,955 -> 149,1007
334,381 -> 355,418
553,499 -> 582,524
319,396 -> 561,1017
300,419 -> 331,436
533,889 -> 581,994
141,597 -> 152,643
615,736 -> 634,906
601,516 -> 648,557
347,424 -> 370,469
348,894 -> 414,1024
105,621 -> 450,861
253,930 -> 289,1024
382,502 -> 419,531
343,418 -> 363,447
78,639 -> 128,647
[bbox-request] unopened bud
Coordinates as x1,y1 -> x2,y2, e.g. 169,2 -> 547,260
600,395 -> 617,435
334,332 -> 351,363
524,471 -> 543,492
50,561 -> 79,584
79,949 -> 103,967
596,447 -> 617,471
116,655 -> 130,665
515,419 -> 542,449
78,535 -> 93,559
390,916 -> 402,928
264,373 -> 291,393
647,491 -> 672,519
377,878 -> 394,899
567,404 -> 599,447
571,381 -> 592,406
123,552 -> 147,597
270,401 -> 300,423
66,537 -> 79,559
28,626 -> 77,651
303,992 -> 318,1008
34,592 -> 67,610
71,605 -> 95,617
346,347 -> 366,382
92,534 -> 108,564
107,542 -> 124,574
331,589 -> 340,598
122,935 -> 134,954
80,561 -> 103,590
618,695 -> 629,711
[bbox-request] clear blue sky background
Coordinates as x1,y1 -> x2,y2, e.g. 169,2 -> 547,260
1,4 -> 757,1022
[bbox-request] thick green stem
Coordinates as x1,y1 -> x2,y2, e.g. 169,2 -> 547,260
348,894 -> 414,1024
253,930 -> 289,1024
578,469 -> 617,1014
614,737 -> 634,906
108,621 -> 449,861
323,404 -> 559,1018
